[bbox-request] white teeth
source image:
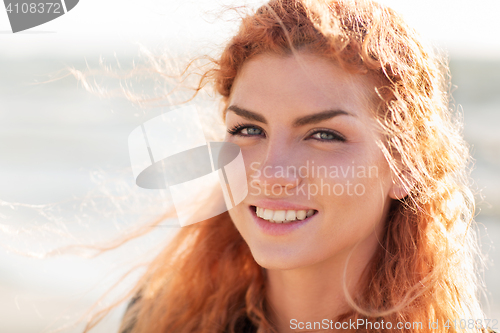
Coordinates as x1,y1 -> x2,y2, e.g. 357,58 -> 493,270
263,209 -> 274,220
254,206 -> 316,223
285,210 -> 296,221
296,210 -> 307,220
256,207 -> 263,217
272,210 -> 286,222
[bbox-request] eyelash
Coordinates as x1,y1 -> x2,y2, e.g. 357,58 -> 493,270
309,129 -> 346,142
227,123 -> 258,136
227,123 -> 346,142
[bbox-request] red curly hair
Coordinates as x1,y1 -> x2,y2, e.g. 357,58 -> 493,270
83,0 -> 485,332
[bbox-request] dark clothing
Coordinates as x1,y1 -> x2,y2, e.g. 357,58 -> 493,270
120,295 -> 495,333
120,295 -> 258,333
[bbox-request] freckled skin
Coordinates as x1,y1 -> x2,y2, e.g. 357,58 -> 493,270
223,52 -> 408,332
225,52 -> 401,270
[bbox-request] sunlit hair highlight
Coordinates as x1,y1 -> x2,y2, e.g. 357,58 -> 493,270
88,0 -> 485,332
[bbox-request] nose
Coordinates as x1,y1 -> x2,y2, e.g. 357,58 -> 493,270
250,140 -> 302,196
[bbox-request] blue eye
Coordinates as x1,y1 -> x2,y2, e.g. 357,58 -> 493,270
309,130 -> 346,142
242,127 -> 262,135
227,124 -> 264,137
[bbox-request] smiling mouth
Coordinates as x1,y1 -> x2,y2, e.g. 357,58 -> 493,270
250,206 -> 318,223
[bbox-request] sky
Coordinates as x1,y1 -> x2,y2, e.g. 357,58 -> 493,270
1,2 -> 499,328
0,0 -> 499,59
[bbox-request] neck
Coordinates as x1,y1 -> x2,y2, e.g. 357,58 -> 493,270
265,240 -> 379,333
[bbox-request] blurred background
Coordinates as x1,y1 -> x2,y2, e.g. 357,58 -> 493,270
1,0 -> 499,332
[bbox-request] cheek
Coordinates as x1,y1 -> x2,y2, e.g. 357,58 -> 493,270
227,202 -> 248,241
223,134 -> 262,180
310,151 -> 393,221
239,146 -> 267,181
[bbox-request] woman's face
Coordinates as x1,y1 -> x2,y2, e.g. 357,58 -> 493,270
224,52 -> 402,270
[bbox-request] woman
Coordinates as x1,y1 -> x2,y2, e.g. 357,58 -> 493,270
97,0 -> 488,332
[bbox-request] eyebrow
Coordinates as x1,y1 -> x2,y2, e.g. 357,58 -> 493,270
226,105 -> 267,124
226,104 -> 353,127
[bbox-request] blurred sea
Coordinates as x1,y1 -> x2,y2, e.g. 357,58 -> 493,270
0,54 -> 499,332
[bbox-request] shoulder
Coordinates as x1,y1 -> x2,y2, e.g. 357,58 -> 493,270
119,293 -> 258,333
233,316 -> 258,333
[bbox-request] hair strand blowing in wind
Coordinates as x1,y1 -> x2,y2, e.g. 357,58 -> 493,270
88,0 -> 485,332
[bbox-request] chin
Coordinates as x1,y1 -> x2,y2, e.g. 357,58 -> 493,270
252,252 -> 302,270
244,240 -> 319,271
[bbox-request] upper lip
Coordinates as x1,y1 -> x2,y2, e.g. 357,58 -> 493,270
250,199 -> 317,211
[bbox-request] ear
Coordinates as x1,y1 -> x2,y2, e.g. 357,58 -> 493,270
389,169 -> 413,200
390,182 -> 410,200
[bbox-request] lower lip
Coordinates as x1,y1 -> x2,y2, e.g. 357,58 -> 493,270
249,206 -> 316,236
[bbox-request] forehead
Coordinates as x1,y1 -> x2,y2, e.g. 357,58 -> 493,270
228,52 -> 377,119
